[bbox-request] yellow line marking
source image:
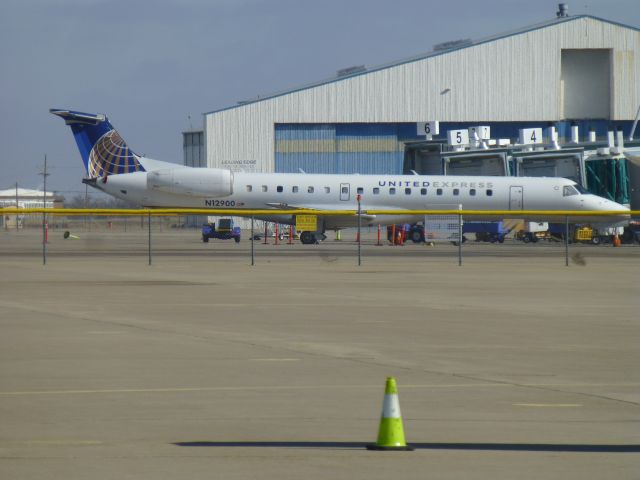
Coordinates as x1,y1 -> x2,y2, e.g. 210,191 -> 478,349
0,383 -> 636,397
514,403 -> 583,407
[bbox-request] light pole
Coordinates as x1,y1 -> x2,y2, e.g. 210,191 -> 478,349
40,155 -> 50,265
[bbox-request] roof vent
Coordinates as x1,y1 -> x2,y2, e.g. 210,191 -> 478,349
336,65 -> 366,77
433,38 -> 472,52
557,3 -> 569,17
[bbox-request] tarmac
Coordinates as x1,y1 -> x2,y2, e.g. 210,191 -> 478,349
0,227 -> 638,479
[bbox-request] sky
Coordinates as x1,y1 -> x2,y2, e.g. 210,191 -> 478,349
1,0 -> 639,199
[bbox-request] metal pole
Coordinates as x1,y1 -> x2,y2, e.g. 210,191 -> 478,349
148,211 -> 152,266
42,155 -> 48,265
251,215 -> 255,266
458,207 -> 463,266
565,215 -> 569,267
84,182 -> 88,231
15,182 -> 18,231
357,195 -> 362,266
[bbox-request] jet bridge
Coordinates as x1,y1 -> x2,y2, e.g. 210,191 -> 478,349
403,141 -> 509,176
403,140 -> 447,174
442,149 -> 509,176
511,147 -> 585,186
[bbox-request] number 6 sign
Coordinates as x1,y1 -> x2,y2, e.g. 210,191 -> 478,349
417,121 -> 439,137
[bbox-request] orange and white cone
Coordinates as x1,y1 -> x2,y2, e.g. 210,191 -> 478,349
366,377 -> 413,451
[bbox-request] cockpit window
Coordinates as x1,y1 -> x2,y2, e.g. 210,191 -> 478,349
563,185 -> 580,197
574,184 -> 588,194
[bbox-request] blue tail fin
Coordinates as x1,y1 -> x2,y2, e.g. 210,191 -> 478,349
50,109 -> 145,178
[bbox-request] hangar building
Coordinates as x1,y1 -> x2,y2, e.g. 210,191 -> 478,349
200,10 -> 639,203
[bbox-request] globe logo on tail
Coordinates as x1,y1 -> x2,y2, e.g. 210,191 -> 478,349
88,130 -> 144,178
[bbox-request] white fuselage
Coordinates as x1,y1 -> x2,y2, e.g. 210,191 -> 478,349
95,163 -> 629,229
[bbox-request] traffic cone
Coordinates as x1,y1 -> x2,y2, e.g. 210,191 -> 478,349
613,235 -> 621,247
366,377 -> 413,451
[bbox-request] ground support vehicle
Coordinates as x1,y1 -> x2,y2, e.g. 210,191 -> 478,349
547,223 -> 623,245
386,224 -> 425,244
513,222 -> 550,243
464,222 -> 508,243
621,221 -> 640,244
201,219 -> 241,243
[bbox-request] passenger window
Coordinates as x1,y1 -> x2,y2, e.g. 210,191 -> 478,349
341,186 -> 349,194
453,188 -> 459,196
357,187 -> 364,194
470,188 -> 476,196
292,186 -> 299,193
486,189 -> 493,196
436,188 -> 443,196
246,185 -> 252,192
277,186 -> 283,193
420,188 -> 427,195
308,186 -> 314,193
324,187 -> 330,194
262,185 -> 268,192
373,187 -> 380,194
389,188 -> 396,195
405,188 -> 411,195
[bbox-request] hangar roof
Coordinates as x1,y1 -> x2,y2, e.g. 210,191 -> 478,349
205,14 -> 639,116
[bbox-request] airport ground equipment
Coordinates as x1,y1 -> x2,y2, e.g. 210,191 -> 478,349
201,219 -> 241,243
621,220 -> 640,244
387,221 -> 508,244
547,223 -> 618,245
366,377 -> 413,451
514,221 -> 550,243
464,221 -> 508,243
387,224 -> 424,244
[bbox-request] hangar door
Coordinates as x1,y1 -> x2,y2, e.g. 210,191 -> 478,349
561,49 -> 611,119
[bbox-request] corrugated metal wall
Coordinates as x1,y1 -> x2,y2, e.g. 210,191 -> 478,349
275,124 -> 337,173
206,17 -> 640,173
275,124 -> 418,174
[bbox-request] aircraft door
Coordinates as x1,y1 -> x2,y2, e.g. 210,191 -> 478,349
509,186 -> 523,210
340,183 -> 350,201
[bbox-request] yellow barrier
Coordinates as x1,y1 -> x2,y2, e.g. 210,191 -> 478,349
1,208 -> 638,217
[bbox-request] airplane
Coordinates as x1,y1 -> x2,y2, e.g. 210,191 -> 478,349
51,108 -> 629,244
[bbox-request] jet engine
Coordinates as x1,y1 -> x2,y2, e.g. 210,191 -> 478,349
147,168 -> 233,197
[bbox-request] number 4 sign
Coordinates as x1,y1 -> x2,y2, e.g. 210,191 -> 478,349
518,128 -> 543,145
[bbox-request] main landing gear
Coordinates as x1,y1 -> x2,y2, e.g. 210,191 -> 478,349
299,231 -> 326,244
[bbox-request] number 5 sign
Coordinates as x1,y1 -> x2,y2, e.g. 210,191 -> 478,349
447,129 -> 470,146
